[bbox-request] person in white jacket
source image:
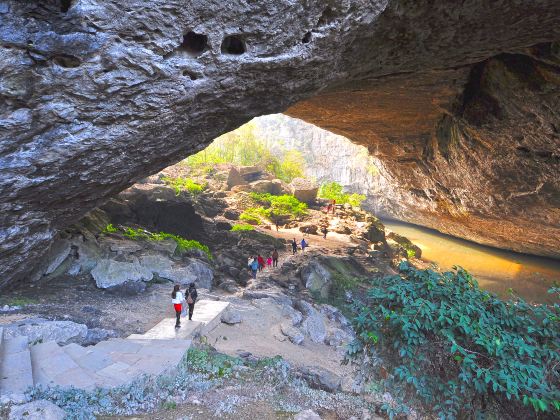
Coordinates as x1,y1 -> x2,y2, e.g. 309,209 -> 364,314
171,284 -> 184,328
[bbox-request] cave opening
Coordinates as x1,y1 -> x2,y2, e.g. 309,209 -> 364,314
221,35 -> 246,55
60,0 -> 72,13
180,31 -> 208,56
302,32 -> 312,44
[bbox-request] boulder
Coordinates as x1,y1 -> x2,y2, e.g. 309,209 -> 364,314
146,238 -> 177,255
362,217 -> 386,243
104,238 -> 144,254
156,258 -> 214,289
91,258 -> 153,288
223,210 -> 240,220
216,221 -> 232,231
294,410 -> 322,420
227,167 -> 247,189
249,179 -> 290,195
387,231 -> 422,258
299,224 -> 318,235
289,178 -> 318,203
298,366 -> 342,392
43,239 -> 71,275
105,280 -> 147,296
280,322 -> 304,345
238,166 -> 272,182
221,308 -> 242,324
10,400 -> 66,420
230,184 -> 253,193
3,318 -> 87,346
325,327 -> 352,347
281,304 -> 304,326
300,260 -> 332,299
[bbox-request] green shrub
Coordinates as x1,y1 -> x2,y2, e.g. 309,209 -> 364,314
162,176 -> 205,196
102,223 -> 118,234
406,249 -> 416,259
239,207 -> 269,225
230,224 -> 255,232
249,193 -> 307,219
117,226 -> 211,259
186,348 -> 241,378
347,262 -> 560,419
318,181 -> 365,208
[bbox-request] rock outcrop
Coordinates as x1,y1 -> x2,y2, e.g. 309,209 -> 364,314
1,1 -> 560,288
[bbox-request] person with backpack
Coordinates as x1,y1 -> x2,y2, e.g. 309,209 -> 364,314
257,254 -> 265,272
185,283 -> 198,321
301,238 -> 307,252
171,285 -> 184,328
272,248 -> 279,267
249,257 -> 259,279
292,238 -> 298,254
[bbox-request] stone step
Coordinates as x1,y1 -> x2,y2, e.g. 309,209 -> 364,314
129,300 -> 229,340
30,341 -> 100,391
62,338 -> 191,389
0,336 -> 33,397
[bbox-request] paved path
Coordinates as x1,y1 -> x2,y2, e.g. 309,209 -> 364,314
0,300 -> 229,400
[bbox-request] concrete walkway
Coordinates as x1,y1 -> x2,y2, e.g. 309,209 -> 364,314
0,299 -> 229,400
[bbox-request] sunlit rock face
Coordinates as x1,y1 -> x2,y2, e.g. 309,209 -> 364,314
288,51 -> 560,258
1,0 -> 559,288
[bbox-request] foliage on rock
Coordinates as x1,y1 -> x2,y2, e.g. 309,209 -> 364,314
161,176 -> 205,196
102,225 -> 212,259
250,192 -> 308,219
230,224 -> 255,232
347,262 -> 560,419
318,181 -> 365,207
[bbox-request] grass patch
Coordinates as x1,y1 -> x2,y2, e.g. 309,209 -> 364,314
5,297 -> 38,306
239,207 -> 269,225
186,347 -> 242,379
230,224 -> 255,232
162,176 -> 205,196
104,225 -> 212,259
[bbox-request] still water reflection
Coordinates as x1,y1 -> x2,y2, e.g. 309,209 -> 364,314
382,220 -> 560,303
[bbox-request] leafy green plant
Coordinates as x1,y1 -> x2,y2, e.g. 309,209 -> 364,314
406,249 -> 416,259
318,181 -> 365,208
347,262 -> 560,419
162,176 -> 205,196
115,226 -> 211,259
161,401 -> 177,410
239,207 -> 269,225
102,223 -> 118,234
250,193 -> 307,219
186,348 -> 241,378
230,224 -> 255,232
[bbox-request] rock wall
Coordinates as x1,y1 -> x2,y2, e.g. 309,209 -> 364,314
1,0 -> 560,288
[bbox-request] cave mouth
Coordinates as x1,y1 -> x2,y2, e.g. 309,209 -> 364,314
180,31 -> 208,56
221,35 -> 246,55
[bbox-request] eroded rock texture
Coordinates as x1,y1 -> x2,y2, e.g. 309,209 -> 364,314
1,0 -> 560,288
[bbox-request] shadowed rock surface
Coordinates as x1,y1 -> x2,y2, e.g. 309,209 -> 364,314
1,0 -> 560,288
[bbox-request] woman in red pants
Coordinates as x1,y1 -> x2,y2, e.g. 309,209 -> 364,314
171,284 -> 184,328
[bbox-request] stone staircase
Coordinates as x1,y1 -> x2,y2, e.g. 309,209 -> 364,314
0,300 -> 229,400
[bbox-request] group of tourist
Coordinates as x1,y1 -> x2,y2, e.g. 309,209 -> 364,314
248,248 -> 279,279
292,237 -> 308,254
171,283 -> 198,328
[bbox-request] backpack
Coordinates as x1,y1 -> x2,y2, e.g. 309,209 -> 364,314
186,292 -> 194,304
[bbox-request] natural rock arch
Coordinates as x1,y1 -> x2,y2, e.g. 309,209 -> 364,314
1,0 -> 559,289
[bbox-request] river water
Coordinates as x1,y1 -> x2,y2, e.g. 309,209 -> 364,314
382,220 -> 560,303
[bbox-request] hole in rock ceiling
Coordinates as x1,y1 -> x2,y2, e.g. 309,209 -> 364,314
60,0 -> 72,13
180,31 -> 208,56
182,69 -> 198,80
221,35 -> 246,55
53,54 -> 81,68
317,7 -> 336,26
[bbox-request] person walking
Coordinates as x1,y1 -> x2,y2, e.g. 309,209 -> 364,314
332,199 -> 336,214
321,226 -> 328,239
171,285 -> 184,328
275,220 -> 280,231
291,238 -> 298,255
257,254 -> 265,272
266,255 -> 272,268
249,257 -> 259,279
185,283 -> 198,321
301,238 -> 307,252
272,248 -> 279,267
